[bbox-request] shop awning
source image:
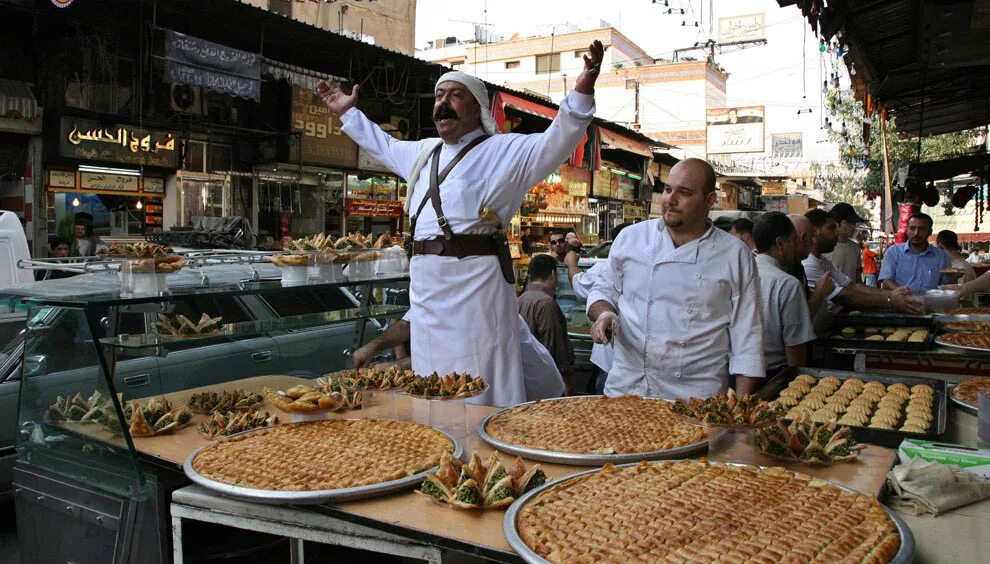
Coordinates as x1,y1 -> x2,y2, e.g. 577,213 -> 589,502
491,91 -> 586,168
0,79 -> 38,120
598,127 -> 652,158
959,232 -> 990,244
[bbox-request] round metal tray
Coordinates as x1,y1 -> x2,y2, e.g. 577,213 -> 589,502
502,461 -> 915,564
183,420 -> 463,505
946,384 -> 979,416
477,396 -> 708,466
934,334 -> 990,354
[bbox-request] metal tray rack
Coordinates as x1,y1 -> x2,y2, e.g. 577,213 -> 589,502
759,366 -> 948,448
502,461 -> 915,564
826,325 -> 936,352
183,421 -> 463,505
477,396 -> 708,466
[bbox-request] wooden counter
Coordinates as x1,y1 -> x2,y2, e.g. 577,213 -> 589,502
78,374 -> 900,559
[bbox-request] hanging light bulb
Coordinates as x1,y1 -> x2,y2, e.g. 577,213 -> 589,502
850,64 -> 857,76
71,197 -> 80,207
136,199 -> 143,210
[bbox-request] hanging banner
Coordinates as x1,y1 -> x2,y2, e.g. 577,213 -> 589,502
771,133 -> 803,158
60,117 -> 180,168
289,85 -> 358,168
706,106 -> 764,155
718,13 -> 766,44
345,198 -> 403,218
163,30 -> 261,101
762,180 -> 787,196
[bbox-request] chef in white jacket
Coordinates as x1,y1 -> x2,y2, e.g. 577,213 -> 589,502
318,41 -> 604,407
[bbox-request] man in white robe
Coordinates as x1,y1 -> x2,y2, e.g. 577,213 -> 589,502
318,41 -> 604,407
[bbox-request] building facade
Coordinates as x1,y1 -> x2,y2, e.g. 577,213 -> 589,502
418,27 -> 728,159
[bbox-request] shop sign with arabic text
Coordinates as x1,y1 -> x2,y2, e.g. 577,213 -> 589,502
345,198 -> 403,218
61,117 -> 179,168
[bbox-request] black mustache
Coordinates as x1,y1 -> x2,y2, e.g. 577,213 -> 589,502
434,105 -> 458,121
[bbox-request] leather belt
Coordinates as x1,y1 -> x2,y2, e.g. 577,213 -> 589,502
412,235 -> 498,257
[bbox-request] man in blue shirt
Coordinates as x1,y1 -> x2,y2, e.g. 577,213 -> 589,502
880,213 -> 951,291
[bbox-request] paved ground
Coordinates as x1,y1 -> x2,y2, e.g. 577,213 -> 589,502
0,501 -> 19,564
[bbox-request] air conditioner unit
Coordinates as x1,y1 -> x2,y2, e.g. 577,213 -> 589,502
389,116 -> 410,140
169,83 -> 203,115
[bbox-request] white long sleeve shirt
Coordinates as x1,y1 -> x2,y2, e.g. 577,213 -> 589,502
571,263 -> 614,373
341,92 -> 595,407
587,219 -> 765,399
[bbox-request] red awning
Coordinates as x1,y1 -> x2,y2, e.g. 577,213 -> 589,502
491,91 -> 586,167
598,126 -> 652,158
959,232 -> 990,243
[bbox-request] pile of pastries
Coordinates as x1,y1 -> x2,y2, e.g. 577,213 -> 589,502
671,389 -> 784,427
776,374 -> 935,433
152,313 -> 224,339
285,232 -> 398,252
264,384 -> 355,413
100,242 -> 174,257
124,397 -> 193,437
197,410 -> 279,439
187,388 -> 263,414
404,372 -> 487,399
754,417 -> 866,464
335,366 -> 418,390
837,326 -> 929,342
419,451 -> 546,510
45,391 -> 116,427
952,376 -> 990,408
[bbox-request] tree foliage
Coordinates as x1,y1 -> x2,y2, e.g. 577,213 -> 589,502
823,89 -> 979,198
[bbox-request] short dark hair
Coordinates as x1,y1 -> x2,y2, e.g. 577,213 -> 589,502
730,218 -> 754,236
908,212 -> 934,230
611,222 -> 631,240
50,235 -> 70,249
753,212 -> 796,253
548,231 -> 566,242
527,254 -> 558,282
936,230 -> 960,251
805,208 -> 832,228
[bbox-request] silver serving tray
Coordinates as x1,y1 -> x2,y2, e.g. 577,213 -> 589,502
946,384 -> 979,416
934,334 -> 990,354
477,396 -> 708,466
183,420 -> 463,505
503,461 -> 915,564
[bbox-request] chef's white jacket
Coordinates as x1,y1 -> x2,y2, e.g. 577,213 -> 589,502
586,219 -> 765,399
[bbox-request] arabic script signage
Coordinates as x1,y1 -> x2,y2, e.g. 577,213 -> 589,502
706,106 -> 765,155
771,132 -> 803,158
345,198 -> 403,218
60,117 -> 179,168
718,13 -> 765,44
290,85 -> 358,168
163,30 -> 261,101
80,172 -> 139,192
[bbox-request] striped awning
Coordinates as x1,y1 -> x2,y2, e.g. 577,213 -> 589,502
0,79 -> 38,120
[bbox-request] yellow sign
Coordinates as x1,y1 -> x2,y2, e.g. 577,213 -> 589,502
67,124 -> 175,154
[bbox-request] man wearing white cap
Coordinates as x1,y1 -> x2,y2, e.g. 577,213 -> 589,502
318,40 -> 604,407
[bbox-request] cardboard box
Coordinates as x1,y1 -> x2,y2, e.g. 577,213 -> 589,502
898,439 -> 990,480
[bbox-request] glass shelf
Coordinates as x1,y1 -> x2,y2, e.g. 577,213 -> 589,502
99,304 -> 408,350
23,273 -> 410,308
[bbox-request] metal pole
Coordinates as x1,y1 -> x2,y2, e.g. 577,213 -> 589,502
880,106 -> 895,235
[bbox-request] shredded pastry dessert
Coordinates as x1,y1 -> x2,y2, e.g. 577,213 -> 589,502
515,461 -> 901,563
486,396 -> 706,455
192,419 -> 453,491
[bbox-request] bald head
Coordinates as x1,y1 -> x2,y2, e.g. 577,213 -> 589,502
675,158 -> 718,195
789,214 -> 814,261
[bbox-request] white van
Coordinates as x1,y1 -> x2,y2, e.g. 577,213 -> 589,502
0,210 -> 32,289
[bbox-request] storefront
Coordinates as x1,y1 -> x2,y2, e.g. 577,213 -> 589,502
45,116 -> 179,243
590,126 -> 654,238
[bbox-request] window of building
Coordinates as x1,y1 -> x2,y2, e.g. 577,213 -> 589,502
505,60 -> 520,69
535,53 -> 560,74
574,50 -> 584,58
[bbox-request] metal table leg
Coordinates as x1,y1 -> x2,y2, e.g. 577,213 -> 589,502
172,513 -> 185,564
289,538 -> 304,564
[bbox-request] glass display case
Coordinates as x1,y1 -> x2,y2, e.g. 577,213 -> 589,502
13,261 -> 409,502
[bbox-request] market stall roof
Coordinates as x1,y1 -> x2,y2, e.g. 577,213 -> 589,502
780,0 -> 990,136
899,153 -> 990,182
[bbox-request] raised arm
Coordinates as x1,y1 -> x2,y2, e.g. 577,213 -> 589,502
319,80 -> 426,180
